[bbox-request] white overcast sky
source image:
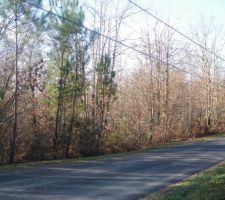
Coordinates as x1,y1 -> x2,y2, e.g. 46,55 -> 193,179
43,0 -> 225,45
123,0 -> 225,38
43,0 -> 225,46
81,0 -> 225,73
83,0 -> 225,50
39,0 -> 225,74
138,0 -> 225,22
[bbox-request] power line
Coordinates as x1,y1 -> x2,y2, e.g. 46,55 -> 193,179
25,1 -> 225,88
128,0 -> 225,63
24,2 -> 200,76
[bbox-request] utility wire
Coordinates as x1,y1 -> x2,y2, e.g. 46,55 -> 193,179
128,0 -> 225,63
25,1 -> 225,88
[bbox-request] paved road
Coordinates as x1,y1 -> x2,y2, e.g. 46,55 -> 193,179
1,138 -> 225,200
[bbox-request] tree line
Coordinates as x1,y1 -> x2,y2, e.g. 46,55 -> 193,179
0,0 -> 225,164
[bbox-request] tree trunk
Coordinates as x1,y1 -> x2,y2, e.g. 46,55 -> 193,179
53,51 -> 64,159
9,0 -> 18,163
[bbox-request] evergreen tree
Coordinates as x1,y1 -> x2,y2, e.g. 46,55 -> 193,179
46,0 -> 89,158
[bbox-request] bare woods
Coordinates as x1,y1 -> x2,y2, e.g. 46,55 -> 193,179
0,0 -> 225,164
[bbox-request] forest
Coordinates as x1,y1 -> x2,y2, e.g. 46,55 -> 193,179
0,0 -> 225,164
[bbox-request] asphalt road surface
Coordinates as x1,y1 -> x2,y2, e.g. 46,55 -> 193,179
1,137 -> 225,200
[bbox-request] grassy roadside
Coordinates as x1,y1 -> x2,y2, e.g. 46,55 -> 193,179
147,161 -> 225,200
0,132 -> 224,171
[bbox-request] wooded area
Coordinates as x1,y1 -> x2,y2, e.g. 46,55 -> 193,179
0,0 -> 225,164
